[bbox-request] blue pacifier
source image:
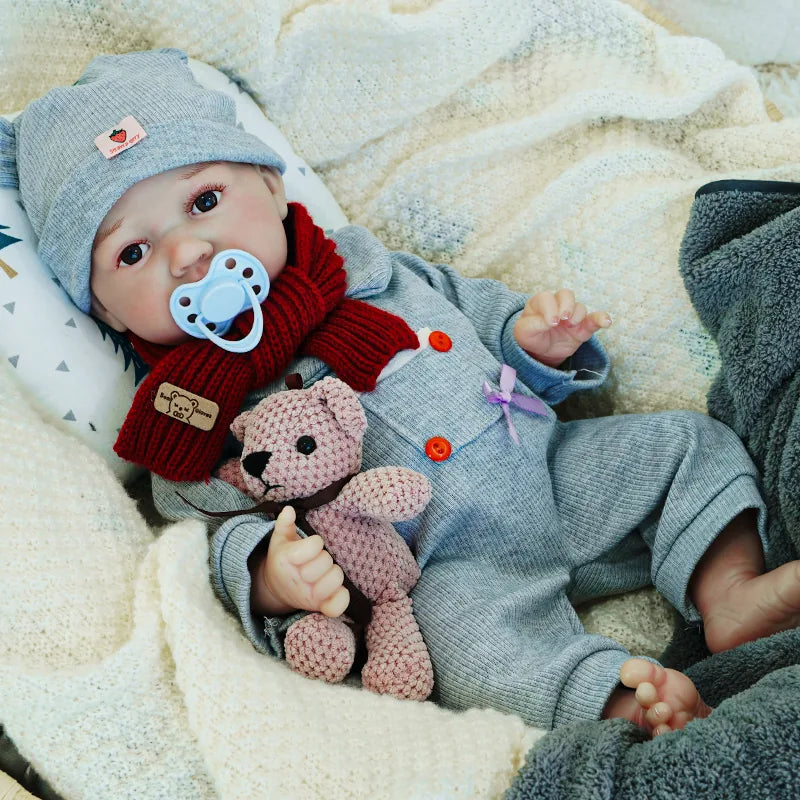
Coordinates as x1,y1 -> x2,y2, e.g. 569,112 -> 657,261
169,249 -> 269,353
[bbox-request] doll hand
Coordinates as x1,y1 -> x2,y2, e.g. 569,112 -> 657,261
252,506 -> 350,618
513,289 -> 611,368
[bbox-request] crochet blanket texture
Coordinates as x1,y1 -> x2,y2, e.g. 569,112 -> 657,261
3,1 -> 800,797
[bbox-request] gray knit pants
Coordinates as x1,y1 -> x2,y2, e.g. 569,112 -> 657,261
408,410 -> 767,730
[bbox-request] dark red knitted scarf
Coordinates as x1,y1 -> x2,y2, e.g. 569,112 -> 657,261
114,203 -> 418,482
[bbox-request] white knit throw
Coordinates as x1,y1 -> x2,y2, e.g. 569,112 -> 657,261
2,1 -> 797,797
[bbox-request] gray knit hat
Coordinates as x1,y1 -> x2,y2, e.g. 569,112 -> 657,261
0,48 -> 285,313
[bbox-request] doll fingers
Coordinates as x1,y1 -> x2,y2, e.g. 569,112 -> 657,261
298,549 -> 335,582
588,310 -> 612,329
554,289 -> 575,320
568,302 -> 587,326
319,586 -> 350,618
271,506 -> 298,544
524,291 -> 559,326
275,505 -> 296,527
513,316 -> 549,354
516,313 -> 553,337
286,533 -> 325,565
311,564 -> 345,606
572,310 -> 611,340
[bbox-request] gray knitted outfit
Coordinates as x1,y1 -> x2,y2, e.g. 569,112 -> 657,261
154,224 -> 768,731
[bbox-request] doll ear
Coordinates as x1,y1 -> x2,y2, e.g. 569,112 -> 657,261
258,165 -> 288,220
230,409 -> 252,442
311,378 -> 367,441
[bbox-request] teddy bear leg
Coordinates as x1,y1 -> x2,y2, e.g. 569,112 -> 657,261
361,597 -> 434,701
284,613 -> 356,684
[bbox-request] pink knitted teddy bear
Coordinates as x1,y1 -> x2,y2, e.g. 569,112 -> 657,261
216,376 -> 435,701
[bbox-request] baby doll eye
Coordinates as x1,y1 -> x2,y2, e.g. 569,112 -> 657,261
119,242 -> 150,266
190,189 -> 221,215
296,435 -> 317,455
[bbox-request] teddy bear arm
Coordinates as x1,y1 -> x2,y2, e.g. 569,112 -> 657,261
330,468 -> 431,521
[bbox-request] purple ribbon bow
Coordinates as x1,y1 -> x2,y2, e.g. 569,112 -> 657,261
483,364 -> 547,445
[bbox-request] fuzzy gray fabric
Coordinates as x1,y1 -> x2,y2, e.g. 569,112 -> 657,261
507,638 -> 800,800
509,618 -> 800,799
680,180 -> 800,568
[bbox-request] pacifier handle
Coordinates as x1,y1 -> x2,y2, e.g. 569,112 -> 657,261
196,282 -> 264,354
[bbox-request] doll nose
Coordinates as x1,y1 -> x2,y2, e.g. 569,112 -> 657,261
169,235 -> 213,279
242,451 -> 272,477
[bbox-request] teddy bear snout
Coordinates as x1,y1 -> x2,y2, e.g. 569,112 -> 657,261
242,450 -> 272,478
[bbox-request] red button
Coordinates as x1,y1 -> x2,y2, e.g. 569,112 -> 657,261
428,330 -> 452,352
425,436 -> 452,462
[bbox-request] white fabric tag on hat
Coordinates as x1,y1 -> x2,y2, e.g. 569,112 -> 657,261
94,115 -> 147,159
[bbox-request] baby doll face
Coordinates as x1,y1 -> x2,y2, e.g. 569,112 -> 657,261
90,161 -> 288,345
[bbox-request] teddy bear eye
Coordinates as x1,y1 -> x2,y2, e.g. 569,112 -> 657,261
296,435 -> 317,455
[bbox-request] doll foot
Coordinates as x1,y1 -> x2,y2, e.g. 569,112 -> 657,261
702,560 -> 800,653
284,613 -> 355,683
362,597 -> 434,700
619,658 -> 712,737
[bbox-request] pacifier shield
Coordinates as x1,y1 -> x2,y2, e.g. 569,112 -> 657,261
170,249 -> 269,353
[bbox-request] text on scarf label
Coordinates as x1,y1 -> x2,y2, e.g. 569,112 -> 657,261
154,381 -> 219,431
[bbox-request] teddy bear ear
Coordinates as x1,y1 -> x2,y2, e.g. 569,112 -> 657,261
230,409 -> 251,442
311,377 -> 367,440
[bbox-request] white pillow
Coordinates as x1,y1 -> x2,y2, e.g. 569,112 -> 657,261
0,58 -> 348,483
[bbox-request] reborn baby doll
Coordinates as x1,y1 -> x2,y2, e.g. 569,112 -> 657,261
4,48 -> 800,737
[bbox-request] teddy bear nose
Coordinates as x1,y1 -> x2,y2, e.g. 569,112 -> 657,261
242,451 -> 271,477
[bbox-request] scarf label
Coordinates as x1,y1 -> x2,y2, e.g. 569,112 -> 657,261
153,382 -> 219,431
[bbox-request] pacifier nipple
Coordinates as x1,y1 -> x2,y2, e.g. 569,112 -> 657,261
169,249 -> 269,353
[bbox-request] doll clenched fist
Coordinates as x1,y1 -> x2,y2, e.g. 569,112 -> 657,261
250,506 -> 350,618
513,289 -> 612,367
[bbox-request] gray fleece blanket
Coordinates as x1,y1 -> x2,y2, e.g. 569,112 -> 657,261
508,628 -> 800,799
508,180 -> 800,800
681,180 -> 800,568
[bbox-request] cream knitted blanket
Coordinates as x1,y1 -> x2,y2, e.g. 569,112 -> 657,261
0,363 -> 541,798
2,1 -> 799,797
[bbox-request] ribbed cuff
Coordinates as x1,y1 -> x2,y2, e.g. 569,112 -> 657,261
552,647 -> 633,728
654,473 -> 767,622
210,515 -> 276,653
501,312 -> 609,405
